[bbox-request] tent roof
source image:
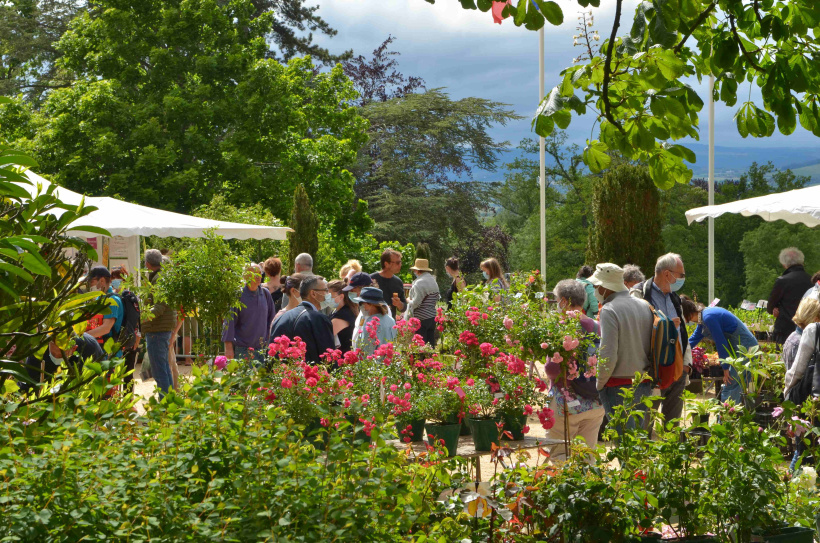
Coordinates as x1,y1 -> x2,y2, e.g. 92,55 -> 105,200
21,171 -> 292,240
685,184 -> 820,228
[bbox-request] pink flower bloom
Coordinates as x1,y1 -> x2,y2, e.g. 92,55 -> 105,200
522,425 -> 530,434
523,405 -> 533,415
772,406 -> 784,418
214,355 -> 228,370
466,378 -> 475,386
562,336 -> 580,351
281,378 -> 293,389
552,352 -> 564,364
344,398 -> 351,408
540,342 -> 549,350
404,382 -> 412,390
306,377 -> 318,387
587,355 -> 597,367
503,316 -> 513,330
390,384 -> 398,392
320,418 -> 329,427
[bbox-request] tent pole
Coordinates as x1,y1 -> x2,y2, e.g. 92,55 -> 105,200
708,73 -> 715,303
539,27 -> 546,283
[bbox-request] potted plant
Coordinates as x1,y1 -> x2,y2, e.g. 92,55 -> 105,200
414,382 -> 462,456
462,376 -> 501,452
494,356 -> 543,440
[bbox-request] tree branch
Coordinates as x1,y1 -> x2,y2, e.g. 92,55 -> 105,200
602,0 -> 624,133
729,14 -> 765,72
674,1 -> 717,54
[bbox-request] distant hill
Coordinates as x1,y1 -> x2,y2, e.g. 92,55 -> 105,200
471,142 -> 820,184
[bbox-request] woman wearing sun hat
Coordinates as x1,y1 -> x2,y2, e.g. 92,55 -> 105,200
351,286 -> 398,355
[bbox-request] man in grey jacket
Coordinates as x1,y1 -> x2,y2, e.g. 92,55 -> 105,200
629,253 -> 692,425
589,263 -> 654,432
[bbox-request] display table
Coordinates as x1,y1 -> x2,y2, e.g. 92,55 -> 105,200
388,435 -> 566,481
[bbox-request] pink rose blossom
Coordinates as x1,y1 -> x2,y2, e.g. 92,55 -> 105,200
214,355 -> 228,370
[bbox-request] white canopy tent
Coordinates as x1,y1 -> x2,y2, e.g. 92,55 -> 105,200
20,171 -> 292,275
685,185 -> 820,227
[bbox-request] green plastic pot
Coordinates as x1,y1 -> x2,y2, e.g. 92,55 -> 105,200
762,526 -> 814,542
446,411 -> 471,435
502,413 -> 528,441
468,416 -> 500,452
395,418 -> 425,442
425,422 -> 460,457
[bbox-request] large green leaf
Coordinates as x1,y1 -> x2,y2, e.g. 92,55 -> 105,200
583,140 -> 611,173
533,0 -> 563,26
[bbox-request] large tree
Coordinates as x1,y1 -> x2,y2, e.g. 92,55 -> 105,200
344,38 -> 518,272
4,0 -> 368,238
0,0 -> 82,103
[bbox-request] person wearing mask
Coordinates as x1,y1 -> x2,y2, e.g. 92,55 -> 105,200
342,271 -> 373,301
222,264 -> 276,365
780,295 -> 820,470
328,280 -> 358,353
270,275 -> 335,365
575,265 -> 598,318
405,259 -> 441,347
281,253 -> 315,307
339,259 -> 362,281
262,257 -> 284,311
443,257 -> 467,308
629,253 -> 691,424
547,280 -> 606,461
85,266 -> 124,353
370,249 -> 407,318
110,266 -> 142,390
622,264 -> 645,290
683,295 -> 758,404
352,287 -> 397,355
768,247 -> 813,344
590,263 -> 654,433
21,333 -> 104,394
273,273 -> 306,323
481,257 -> 508,292
140,249 -> 177,398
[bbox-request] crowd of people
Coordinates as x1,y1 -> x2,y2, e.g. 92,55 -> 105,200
20,241 -> 820,468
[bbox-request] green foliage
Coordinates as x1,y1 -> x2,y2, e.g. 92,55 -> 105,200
587,163 -> 664,274
740,222 -> 820,302
0,0 -> 80,103
287,184 -> 319,274
0,116 -> 105,375
192,193 -> 289,266
3,0 -> 368,237
415,242 -> 431,262
0,363 -> 463,542
438,0 -> 820,188
153,231 -> 246,355
316,232 -> 415,283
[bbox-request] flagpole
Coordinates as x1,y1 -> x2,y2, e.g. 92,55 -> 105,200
539,26 -> 546,282
708,73 -> 715,303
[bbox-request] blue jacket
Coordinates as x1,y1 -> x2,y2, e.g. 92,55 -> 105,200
270,301 -> 335,365
689,307 -> 758,369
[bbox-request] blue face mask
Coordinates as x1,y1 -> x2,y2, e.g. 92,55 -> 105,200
111,279 -> 123,290
320,292 -> 334,309
670,276 -> 685,292
482,271 -> 490,280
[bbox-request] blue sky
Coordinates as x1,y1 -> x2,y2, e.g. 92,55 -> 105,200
312,0 -> 819,162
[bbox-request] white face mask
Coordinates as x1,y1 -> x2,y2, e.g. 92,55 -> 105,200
320,292 -> 334,309
49,351 -> 65,366
594,287 -> 605,305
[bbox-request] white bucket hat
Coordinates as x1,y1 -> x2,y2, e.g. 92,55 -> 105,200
589,263 -> 628,293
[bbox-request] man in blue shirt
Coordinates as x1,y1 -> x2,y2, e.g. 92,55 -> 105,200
85,266 -> 124,357
629,253 -> 692,424
223,264 -> 277,365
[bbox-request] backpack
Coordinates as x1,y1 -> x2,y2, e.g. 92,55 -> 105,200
117,289 -> 141,350
642,300 -> 683,389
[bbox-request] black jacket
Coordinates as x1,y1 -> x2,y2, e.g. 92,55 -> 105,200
768,264 -> 813,341
270,301 -> 335,365
21,333 -> 104,393
631,279 -> 690,358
